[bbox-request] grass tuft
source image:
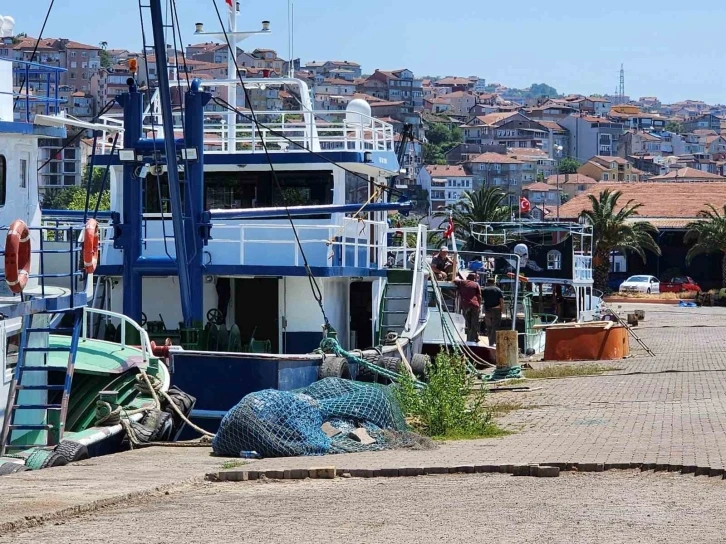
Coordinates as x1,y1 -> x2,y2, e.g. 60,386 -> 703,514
524,364 -> 621,379
221,460 -> 248,470
395,351 -> 507,440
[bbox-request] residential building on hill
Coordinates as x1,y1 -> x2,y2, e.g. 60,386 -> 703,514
545,173 -> 598,199
682,113 -> 722,134
357,69 -> 423,122
418,165 -> 473,212
559,114 -> 626,161
649,167 -> 726,182
577,155 -> 644,182
462,152 -> 525,202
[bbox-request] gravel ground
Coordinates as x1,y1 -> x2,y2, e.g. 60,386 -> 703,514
10,471 -> 726,544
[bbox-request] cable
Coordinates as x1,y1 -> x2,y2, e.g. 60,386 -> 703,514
212,0 -> 329,326
36,99 -> 117,173
14,0 -> 55,110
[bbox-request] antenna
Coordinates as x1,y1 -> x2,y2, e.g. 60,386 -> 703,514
619,63 -> 625,105
287,0 -> 294,78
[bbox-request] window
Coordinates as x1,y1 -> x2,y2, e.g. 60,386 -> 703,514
547,249 -> 562,270
19,159 -> 27,189
0,155 -> 5,206
603,173 -> 609,181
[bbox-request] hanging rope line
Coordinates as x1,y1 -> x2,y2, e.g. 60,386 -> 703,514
13,0 -> 56,109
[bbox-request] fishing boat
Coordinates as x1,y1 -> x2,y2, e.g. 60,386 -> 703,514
38,2 -> 430,434
421,220 -> 600,362
0,38 -> 188,472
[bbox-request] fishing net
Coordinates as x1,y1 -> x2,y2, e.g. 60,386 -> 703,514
212,378 -> 411,458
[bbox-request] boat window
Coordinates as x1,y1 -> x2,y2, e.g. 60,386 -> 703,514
0,155 -> 5,206
345,171 -> 369,204
142,174 -> 185,214
204,171 -> 334,211
547,249 -> 562,270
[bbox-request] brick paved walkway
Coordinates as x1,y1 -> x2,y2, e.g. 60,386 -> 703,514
3,303 -> 726,536
236,304 -> 726,474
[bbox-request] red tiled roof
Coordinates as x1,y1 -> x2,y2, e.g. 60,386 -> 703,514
523,182 -> 557,191
558,182 -> 726,219
650,167 -> 726,181
426,165 -> 469,177
537,120 -> 566,132
474,111 -> 518,126
435,77 -> 473,86
545,174 -> 598,185
468,152 -> 524,164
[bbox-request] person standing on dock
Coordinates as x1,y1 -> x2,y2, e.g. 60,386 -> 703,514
482,278 -> 504,346
455,273 -> 483,343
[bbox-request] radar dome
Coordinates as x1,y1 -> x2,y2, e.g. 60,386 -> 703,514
0,16 -> 15,38
345,98 -> 372,126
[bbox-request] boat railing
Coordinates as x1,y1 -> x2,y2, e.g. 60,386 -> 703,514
81,306 -> 153,365
205,217 -> 388,268
97,109 -> 395,154
0,58 -> 66,123
573,252 -> 593,283
0,224 -> 85,300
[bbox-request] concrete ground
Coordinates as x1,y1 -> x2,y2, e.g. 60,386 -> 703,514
3,303 -> 726,542
10,471 -> 726,544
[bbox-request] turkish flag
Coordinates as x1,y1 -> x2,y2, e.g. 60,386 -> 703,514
520,197 -> 531,214
443,221 -> 454,239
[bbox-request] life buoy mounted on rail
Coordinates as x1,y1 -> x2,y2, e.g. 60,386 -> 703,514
5,219 -> 31,294
83,219 -> 100,273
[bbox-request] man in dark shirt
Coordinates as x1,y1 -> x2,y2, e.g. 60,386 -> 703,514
482,278 -> 504,346
431,247 -> 455,281
454,273 -> 482,342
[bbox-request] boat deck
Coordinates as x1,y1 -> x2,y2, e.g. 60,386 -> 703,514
47,336 -> 157,375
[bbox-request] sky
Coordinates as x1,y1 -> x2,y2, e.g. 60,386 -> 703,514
5,0 -> 726,104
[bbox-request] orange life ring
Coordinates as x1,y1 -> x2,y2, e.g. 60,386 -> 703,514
83,219 -> 100,273
5,219 -> 31,294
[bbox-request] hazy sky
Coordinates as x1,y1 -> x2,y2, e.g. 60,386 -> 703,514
6,0 -> 725,104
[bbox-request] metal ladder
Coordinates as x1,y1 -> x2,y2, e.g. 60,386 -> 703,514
1,307 -> 84,455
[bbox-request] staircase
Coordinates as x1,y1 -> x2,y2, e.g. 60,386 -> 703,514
378,270 -> 414,342
1,307 -> 84,455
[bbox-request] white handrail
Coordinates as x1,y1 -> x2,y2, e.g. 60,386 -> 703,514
82,307 -> 153,365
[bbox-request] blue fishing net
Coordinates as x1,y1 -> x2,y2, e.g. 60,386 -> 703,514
212,378 -> 408,458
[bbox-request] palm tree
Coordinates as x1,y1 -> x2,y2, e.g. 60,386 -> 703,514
99,41 -> 108,50
579,189 -> 661,290
684,204 -> 726,286
435,186 -> 511,244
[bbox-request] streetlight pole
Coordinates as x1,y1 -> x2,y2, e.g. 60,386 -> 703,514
554,144 -> 563,221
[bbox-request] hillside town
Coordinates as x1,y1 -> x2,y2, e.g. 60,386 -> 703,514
4,31 -> 726,210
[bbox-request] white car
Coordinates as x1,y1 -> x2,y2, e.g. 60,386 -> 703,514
619,275 -> 660,294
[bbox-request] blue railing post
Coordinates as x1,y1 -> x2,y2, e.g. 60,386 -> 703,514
116,86 -> 144,323
184,80 -> 211,323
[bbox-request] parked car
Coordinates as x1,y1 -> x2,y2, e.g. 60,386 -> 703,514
660,276 -> 701,293
619,275 -> 660,294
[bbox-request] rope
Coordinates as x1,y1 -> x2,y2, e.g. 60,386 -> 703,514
95,370 -> 214,443
318,336 -> 426,389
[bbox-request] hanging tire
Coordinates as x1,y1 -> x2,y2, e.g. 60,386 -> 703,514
54,440 -> 90,463
410,353 -> 430,377
0,461 -> 29,475
141,410 -> 174,442
319,357 -> 350,379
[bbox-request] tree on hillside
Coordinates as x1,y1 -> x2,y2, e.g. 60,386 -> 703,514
99,42 -> 112,69
665,121 -> 683,134
423,123 -> 463,165
558,157 -> 580,174
435,186 -> 511,244
529,83 -> 558,98
684,204 -> 726,286
42,167 -> 111,211
579,189 -> 661,290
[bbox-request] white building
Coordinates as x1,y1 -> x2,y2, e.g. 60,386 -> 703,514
418,164 -> 473,213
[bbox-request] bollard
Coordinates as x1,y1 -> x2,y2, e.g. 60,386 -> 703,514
635,309 -> 645,320
491,330 -> 522,381
627,313 -> 639,326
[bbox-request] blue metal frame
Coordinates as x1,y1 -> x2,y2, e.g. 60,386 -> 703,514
0,58 -> 67,123
205,201 -> 413,222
